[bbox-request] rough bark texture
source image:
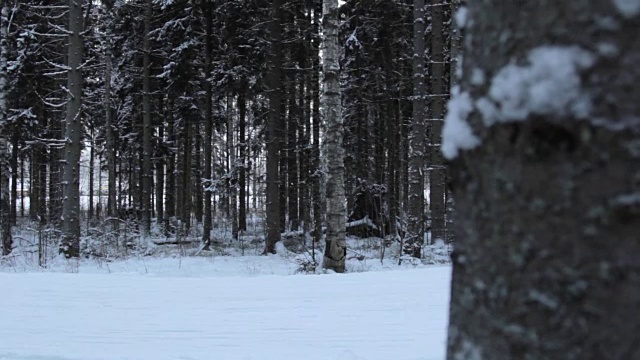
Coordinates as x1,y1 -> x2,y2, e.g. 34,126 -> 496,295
165,97 -> 176,221
155,123 -> 164,224
429,0 -> 446,243
105,27 -> 116,218
228,93 -> 238,240
446,1 -> 640,359
141,0 -> 152,236
193,121 -> 202,224
202,0 -> 213,248
301,13 -> 311,238
0,1 -> 10,255
287,75 -> 299,231
264,0 -> 283,254
60,0 -> 83,258
321,0 -> 346,273
311,0 -> 322,245
405,0 -> 426,258
181,112 -> 191,234
88,130 -> 95,221
238,86 -> 247,233
383,32 -> 398,241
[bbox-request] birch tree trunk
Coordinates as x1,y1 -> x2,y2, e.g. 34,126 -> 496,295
446,1 -> 640,359
0,0 -> 11,255
405,0 -> 426,258
321,0 -> 346,273
60,0 -> 84,258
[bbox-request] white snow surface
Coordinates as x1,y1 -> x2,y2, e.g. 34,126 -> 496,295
0,260 -> 451,360
442,86 -> 481,159
476,46 -> 595,125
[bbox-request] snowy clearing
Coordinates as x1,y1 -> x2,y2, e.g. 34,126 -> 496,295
0,263 -> 451,360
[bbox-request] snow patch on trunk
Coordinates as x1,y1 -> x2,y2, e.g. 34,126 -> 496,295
613,0 -> 640,18
455,6 -> 469,28
442,87 -> 481,159
476,46 -> 595,125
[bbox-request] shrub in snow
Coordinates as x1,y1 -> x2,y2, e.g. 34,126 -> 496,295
422,239 -> 452,265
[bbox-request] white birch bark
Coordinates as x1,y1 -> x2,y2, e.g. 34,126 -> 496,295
321,0 -> 346,273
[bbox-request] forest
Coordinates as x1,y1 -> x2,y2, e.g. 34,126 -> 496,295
1,0 -> 638,359
0,0 -> 457,271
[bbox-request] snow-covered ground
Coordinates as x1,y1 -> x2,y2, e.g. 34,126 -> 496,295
0,258 -> 451,360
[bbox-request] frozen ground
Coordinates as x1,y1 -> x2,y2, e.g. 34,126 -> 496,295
0,257 -> 451,360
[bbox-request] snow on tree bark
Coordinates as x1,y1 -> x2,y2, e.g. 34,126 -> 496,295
60,0 -> 84,258
446,1 -> 640,359
322,0 -> 346,273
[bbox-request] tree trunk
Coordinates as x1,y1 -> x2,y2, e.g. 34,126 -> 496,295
0,1 -> 10,254
321,0 -> 346,273
141,0 -> 152,236
228,93 -> 238,240
264,0 -> 283,254
405,0 -> 426,258
445,1 -> 640,359
428,0 -> 446,243
10,134 -> 17,225
105,20 -> 116,219
20,151 -> 24,218
202,0 -> 213,248
0,137 -> 9,255
287,74 -> 299,231
279,84 -> 287,233
165,96 -> 176,221
383,34 -> 399,241
194,115 -> 202,224
88,128 -> 95,221
49,118 -> 62,226
155,121 -> 164,225
181,112 -> 192,234
60,0 -> 83,258
301,9 -> 311,238
311,0 -> 322,245
238,84 -> 247,233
